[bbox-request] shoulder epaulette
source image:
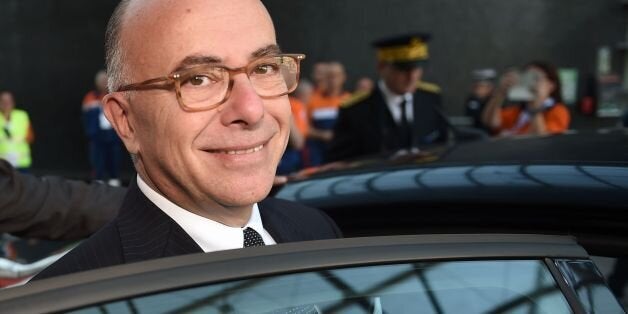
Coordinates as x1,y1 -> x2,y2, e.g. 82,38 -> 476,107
416,81 -> 441,94
340,90 -> 371,108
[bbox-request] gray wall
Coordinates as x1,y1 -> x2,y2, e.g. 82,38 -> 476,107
0,0 -> 624,173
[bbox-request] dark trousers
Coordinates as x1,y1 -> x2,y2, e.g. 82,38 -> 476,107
89,140 -> 121,180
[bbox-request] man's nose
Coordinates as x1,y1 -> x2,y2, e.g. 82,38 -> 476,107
219,75 -> 265,127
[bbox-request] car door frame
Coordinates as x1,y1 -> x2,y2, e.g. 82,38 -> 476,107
0,234 -> 598,313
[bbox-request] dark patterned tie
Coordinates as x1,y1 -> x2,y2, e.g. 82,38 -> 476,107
243,227 -> 266,247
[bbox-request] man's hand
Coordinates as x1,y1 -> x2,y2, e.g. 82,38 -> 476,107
273,175 -> 288,186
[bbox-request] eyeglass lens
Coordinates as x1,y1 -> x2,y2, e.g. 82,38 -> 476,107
178,55 -> 299,109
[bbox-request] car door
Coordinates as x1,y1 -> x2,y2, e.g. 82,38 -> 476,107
0,235 -> 623,313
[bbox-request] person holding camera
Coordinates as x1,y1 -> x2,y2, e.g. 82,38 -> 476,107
482,61 -> 570,136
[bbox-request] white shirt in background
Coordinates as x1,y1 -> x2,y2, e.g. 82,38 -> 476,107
379,80 -> 414,124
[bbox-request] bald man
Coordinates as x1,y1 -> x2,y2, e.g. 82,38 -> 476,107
33,0 -> 340,280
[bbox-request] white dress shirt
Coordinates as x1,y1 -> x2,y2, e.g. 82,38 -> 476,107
379,80 -> 414,124
136,175 -> 276,252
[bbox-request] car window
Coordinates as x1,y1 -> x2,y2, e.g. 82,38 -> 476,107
69,260 -> 571,314
555,259 -> 625,314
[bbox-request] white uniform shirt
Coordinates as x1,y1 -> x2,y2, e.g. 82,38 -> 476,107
137,175 -> 276,252
379,80 -> 414,124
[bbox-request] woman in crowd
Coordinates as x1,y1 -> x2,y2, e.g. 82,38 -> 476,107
482,61 -> 570,136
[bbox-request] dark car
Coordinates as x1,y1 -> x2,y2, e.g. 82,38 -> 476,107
274,130 -> 628,311
0,132 -> 626,313
276,132 -> 628,254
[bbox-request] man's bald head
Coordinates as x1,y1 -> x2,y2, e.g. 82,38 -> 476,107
104,0 -> 132,92
101,0 -> 292,223
104,0 -> 275,92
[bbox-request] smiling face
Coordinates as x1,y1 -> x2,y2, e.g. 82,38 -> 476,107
104,0 -> 291,223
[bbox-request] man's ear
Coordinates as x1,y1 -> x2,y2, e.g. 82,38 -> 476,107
103,93 -> 140,154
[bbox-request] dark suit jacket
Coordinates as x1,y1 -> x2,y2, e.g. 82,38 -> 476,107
329,86 -> 448,161
0,159 -> 125,240
33,180 -> 341,280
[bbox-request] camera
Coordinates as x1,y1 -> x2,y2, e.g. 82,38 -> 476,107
507,70 -> 540,102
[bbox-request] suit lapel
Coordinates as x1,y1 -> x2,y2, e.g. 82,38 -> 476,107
371,87 -> 400,153
116,179 -> 202,263
258,199 -> 303,243
412,91 -> 444,144
372,87 -> 397,132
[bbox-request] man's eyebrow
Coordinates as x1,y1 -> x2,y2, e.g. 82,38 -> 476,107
172,55 -> 222,73
251,44 -> 282,59
171,45 -> 281,73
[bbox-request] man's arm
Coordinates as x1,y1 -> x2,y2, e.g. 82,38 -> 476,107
0,159 -> 126,240
482,70 -> 517,131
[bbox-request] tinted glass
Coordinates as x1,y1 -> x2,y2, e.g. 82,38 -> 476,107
555,259 -> 625,313
70,260 -> 571,314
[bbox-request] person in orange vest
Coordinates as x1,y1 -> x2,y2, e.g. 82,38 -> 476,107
0,91 -> 34,172
311,62 -> 330,93
278,79 -> 313,174
482,61 -> 570,136
306,62 -> 351,165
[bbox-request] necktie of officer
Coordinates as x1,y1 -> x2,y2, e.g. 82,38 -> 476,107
243,227 -> 265,247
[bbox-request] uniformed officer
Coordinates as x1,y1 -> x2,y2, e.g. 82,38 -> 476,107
329,33 -> 448,161
464,68 -> 496,131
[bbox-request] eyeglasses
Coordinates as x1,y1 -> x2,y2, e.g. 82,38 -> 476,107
117,54 -> 305,112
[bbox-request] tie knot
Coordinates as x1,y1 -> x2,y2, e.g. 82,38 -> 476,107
243,227 -> 265,247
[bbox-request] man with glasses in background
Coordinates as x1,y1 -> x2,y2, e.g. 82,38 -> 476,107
34,0 -> 340,280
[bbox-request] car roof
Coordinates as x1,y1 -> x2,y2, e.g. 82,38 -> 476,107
288,131 -> 628,181
0,234 -> 586,313
440,131 -> 628,164
275,133 -> 628,255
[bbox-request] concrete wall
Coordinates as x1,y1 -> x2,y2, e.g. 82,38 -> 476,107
0,0 -> 624,173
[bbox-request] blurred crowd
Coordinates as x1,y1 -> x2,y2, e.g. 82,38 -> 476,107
276,34 -> 577,175
0,33 -> 624,179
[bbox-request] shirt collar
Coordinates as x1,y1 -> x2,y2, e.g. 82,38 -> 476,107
378,79 -> 412,106
136,175 -> 269,252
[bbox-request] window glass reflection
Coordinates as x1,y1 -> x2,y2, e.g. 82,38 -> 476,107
555,259 -> 624,313
70,260 -> 572,314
